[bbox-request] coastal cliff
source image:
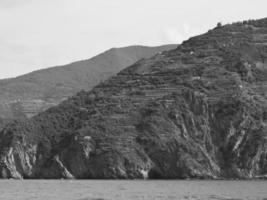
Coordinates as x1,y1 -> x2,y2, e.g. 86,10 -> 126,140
1,18 -> 267,179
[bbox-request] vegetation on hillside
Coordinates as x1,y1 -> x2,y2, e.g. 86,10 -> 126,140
1,18 -> 267,179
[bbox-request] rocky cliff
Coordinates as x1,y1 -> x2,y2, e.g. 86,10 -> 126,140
1,18 -> 267,179
0,45 -> 176,125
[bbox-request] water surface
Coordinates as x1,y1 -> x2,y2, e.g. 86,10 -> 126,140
0,180 -> 266,200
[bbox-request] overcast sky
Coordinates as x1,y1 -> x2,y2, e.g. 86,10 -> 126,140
0,0 -> 267,79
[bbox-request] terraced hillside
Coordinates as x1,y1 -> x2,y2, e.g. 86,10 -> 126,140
1,18 -> 267,179
0,45 -> 176,122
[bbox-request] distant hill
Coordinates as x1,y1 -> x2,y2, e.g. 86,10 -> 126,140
1,18 -> 267,179
0,45 -> 176,121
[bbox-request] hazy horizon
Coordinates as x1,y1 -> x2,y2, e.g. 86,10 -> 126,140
1,0 -> 267,79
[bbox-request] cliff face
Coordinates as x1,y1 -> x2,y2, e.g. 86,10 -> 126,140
1,19 -> 267,179
0,45 -> 176,127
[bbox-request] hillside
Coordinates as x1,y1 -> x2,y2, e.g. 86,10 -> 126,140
0,45 -> 176,122
1,18 -> 267,179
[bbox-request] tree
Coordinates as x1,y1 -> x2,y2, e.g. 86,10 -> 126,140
217,22 -> 222,28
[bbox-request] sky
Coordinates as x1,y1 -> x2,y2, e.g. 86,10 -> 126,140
0,0 -> 267,79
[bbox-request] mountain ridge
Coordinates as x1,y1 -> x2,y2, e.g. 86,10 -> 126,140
0,45 -> 176,123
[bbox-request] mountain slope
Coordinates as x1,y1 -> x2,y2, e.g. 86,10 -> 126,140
0,45 -> 176,121
1,18 -> 267,179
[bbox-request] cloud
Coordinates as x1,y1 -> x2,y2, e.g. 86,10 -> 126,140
164,27 -> 185,43
163,23 -> 203,44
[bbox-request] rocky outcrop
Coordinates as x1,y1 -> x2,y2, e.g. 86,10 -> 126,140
0,45 -> 176,123
1,18 -> 267,179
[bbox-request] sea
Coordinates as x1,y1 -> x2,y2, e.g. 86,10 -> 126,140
0,180 -> 266,200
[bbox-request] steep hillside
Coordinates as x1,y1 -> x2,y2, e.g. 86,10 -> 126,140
1,18 -> 267,179
0,45 -> 176,121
